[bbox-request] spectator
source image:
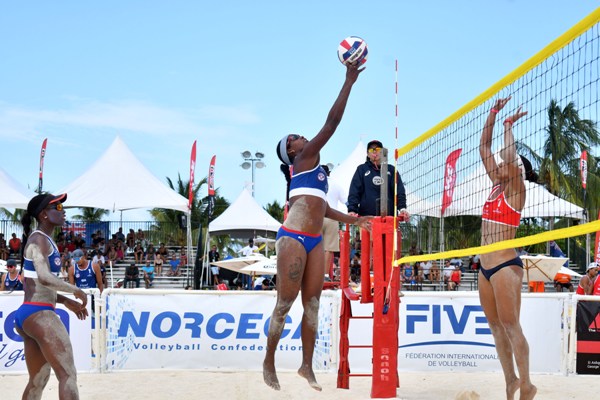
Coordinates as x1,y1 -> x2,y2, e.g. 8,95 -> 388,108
8,233 -> 21,257
469,255 -> 481,271
92,250 -> 107,288
553,271 -> 573,292
450,257 -> 464,272
239,238 -> 258,257
135,228 -> 145,243
115,241 -> 125,261
447,265 -> 461,291
158,243 -> 169,261
167,253 -> 181,276
576,262 -> 599,295
154,251 -> 164,276
1,259 -> 24,291
209,245 -> 220,285
180,247 -> 188,266
126,229 -> 136,249
402,263 -> 415,286
442,260 -> 454,283
145,243 -> 156,261
429,260 -> 441,283
134,243 -> 145,264
0,233 -> 8,260
115,227 -> 125,242
59,248 -> 71,282
421,259 -> 432,281
124,262 -> 140,288
69,249 -> 104,293
253,275 -> 267,290
107,244 -> 117,264
347,139 -> 409,219
142,260 -> 155,288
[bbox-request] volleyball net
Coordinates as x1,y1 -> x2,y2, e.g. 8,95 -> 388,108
395,8 -> 600,266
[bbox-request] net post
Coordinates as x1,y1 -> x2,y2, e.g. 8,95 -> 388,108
371,216 -> 400,398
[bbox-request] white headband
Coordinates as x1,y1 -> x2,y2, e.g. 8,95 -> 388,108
277,134 -> 293,166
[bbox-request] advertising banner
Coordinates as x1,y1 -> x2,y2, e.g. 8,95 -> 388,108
103,291 -> 336,371
347,294 -> 564,373
0,292 -> 94,373
576,300 -> 600,374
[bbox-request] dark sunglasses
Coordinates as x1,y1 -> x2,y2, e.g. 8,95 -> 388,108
47,203 -> 64,211
287,134 -> 300,148
7,265 -> 15,269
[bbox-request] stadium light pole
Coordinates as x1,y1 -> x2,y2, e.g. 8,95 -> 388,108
241,151 -> 265,197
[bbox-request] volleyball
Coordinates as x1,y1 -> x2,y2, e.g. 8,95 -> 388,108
337,36 -> 368,66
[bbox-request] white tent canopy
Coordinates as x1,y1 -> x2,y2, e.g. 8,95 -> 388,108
208,188 -> 281,238
59,137 -> 188,212
0,166 -> 36,209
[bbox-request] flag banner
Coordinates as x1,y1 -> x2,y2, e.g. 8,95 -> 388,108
38,138 -> 48,193
576,300 -> 600,374
595,210 -> 600,264
208,155 -> 216,218
441,148 -> 462,216
580,150 -> 588,189
188,141 -> 197,210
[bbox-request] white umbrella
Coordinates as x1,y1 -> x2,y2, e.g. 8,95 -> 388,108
211,254 -> 271,275
520,255 -> 569,282
556,266 -> 582,278
240,258 -> 277,275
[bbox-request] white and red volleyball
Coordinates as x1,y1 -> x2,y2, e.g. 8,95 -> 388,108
337,36 -> 368,66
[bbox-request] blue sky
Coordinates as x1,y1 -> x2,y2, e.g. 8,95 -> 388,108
1,1 -> 598,220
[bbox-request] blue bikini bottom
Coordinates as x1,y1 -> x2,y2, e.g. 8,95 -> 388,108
15,302 -> 56,330
276,226 -> 323,254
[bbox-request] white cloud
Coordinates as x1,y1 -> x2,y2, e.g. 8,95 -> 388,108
0,99 -> 261,139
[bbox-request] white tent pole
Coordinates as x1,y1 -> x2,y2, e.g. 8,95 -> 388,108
200,232 -> 211,287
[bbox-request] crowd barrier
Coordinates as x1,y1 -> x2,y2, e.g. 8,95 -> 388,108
1,289 -> 598,375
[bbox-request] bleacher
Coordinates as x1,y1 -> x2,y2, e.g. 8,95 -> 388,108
107,246 -> 196,289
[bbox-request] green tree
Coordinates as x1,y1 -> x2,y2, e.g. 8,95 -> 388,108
71,208 -> 109,222
264,200 -> 285,223
523,100 -> 600,198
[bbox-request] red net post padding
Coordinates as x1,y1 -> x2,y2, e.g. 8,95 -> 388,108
370,216 -> 400,398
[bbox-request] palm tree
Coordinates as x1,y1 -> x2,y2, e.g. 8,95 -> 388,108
525,100 -> 600,198
264,200 -> 285,223
71,208 -> 109,222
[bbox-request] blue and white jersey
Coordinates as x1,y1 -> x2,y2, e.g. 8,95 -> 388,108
74,261 -> 97,289
23,230 -> 62,279
289,165 -> 328,201
3,272 -> 24,291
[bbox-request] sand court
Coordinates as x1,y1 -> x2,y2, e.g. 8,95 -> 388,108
0,370 -> 596,400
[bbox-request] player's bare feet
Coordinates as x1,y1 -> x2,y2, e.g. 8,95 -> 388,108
263,361 -> 280,390
520,383 -> 537,400
298,364 -> 322,391
507,378 -> 519,400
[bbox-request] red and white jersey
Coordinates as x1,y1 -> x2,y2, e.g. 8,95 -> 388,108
482,184 -> 521,227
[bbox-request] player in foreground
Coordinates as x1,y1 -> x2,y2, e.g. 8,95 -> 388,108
16,193 -> 88,400
479,97 -> 537,400
264,61 -> 371,391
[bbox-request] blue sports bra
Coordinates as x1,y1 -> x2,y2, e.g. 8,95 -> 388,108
289,165 -> 328,201
23,230 -> 62,279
